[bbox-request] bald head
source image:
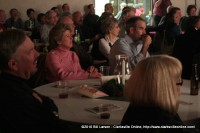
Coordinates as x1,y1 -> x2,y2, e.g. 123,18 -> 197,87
58,15 -> 75,35
72,11 -> 83,26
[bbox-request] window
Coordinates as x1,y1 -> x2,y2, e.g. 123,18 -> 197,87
95,0 -> 152,24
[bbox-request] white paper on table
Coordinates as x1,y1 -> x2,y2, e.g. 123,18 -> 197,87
77,85 -> 108,98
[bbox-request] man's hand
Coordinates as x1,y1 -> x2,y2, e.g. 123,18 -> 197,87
142,35 -> 152,49
141,35 -> 152,57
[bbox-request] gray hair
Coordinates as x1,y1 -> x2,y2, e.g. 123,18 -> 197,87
0,29 -> 26,71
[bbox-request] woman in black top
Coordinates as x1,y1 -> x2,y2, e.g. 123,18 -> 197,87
120,55 -> 199,133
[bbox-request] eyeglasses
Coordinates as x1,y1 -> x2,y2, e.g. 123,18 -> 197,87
176,78 -> 183,86
64,35 -> 73,39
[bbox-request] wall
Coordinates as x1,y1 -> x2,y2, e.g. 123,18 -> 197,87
0,0 -> 199,21
0,0 -> 93,20
171,0 -> 199,16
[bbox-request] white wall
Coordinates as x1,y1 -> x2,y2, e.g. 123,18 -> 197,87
95,0 -> 109,16
0,0 -> 93,20
171,0 -> 199,16
0,0 -> 199,21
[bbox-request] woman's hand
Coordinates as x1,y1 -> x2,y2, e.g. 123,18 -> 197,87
87,66 -> 98,73
89,71 -> 102,78
87,66 -> 102,78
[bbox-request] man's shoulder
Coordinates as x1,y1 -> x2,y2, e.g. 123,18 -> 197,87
0,75 -> 25,95
115,36 -> 131,46
110,38 -> 131,54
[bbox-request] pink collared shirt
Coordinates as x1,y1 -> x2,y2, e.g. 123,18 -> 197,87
45,48 -> 89,82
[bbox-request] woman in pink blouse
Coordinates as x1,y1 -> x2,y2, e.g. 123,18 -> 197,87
45,23 -> 102,82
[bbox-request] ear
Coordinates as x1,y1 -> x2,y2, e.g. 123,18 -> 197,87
129,27 -> 135,34
8,59 -> 18,71
57,40 -> 62,45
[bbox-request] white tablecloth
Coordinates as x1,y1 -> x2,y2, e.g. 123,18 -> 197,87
34,79 -> 200,125
35,79 -> 129,125
178,80 -> 200,121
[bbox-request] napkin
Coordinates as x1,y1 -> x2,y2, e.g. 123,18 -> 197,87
77,85 -> 108,98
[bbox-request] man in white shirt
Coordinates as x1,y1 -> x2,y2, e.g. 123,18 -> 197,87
41,10 -> 58,44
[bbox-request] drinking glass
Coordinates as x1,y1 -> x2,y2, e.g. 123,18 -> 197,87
99,66 -> 110,76
57,81 -> 69,99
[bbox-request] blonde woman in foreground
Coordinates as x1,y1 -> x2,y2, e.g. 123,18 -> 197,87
119,55 -> 199,133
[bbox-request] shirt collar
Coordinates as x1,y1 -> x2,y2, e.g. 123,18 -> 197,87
125,35 -> 141,45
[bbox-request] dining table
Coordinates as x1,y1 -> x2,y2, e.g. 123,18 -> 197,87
34,78 -> 129,126
178,79 -> 200,122
34,79 -> 200,126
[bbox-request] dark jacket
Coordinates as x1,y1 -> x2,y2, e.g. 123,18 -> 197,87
0,73 -> 69,133
83,13 -> 99,37
153,24 -> 180,55
119,104 -> 197,133
5,17 -> 24,29
173,29 -> 200,79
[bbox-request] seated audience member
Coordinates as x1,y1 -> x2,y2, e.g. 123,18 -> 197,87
72,11 -> 92,52
83,4 -> 99,38
5,8 -> 24,29
115,2 -> 126,20
91,12 -> 114,62
173,16 -> 200,79
104,3 -> 114,14
25,8 -> 40,40
56,4 -> 63,16
58,13 -> 93,70
93,11 -> 114,38
45,24 -> 101,82
62,3 -> 70,14
57,13 -> 75,35
37,13 -> 47,31
118,6 -> 136,38
120,55 -> 198,133
157,5 -> 174,26
24,8 -> 39,31
51,6 -> 60,17
99,17 -> 120,60
135,4 -> 144,17
30,13 -> 46,42
0,9 -> 6,32
153,7 -> 181,55
0,29 -> 69,133
180,5 -> 197,33
37,13 -> 46,25
152,0 -> 172,27
41,10 -> 58,44
30,13 -> 46,41
109,17 -> 151,74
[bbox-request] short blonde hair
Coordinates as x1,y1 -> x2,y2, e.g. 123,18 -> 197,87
124,55 -> 182,114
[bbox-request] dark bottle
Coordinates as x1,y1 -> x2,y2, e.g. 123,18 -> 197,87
190,64 -> 199,95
